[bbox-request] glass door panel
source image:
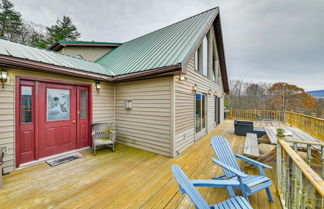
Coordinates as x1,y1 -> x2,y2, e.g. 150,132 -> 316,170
202,94 -> 206,129
195,94 -> 201,133
195,93 -> 207,135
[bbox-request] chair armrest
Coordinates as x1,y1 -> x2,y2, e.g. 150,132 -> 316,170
191,179 -> 240,187
211,158 -> 248,177
234,154 -> 272,169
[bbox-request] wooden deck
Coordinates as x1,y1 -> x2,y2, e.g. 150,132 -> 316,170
0,121 -> 282,209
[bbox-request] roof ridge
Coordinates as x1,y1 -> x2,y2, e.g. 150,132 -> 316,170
58,40 -> 123,45
110,7 -> 218,49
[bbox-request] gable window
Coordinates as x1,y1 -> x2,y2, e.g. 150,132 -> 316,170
202,36 -> 208,76
212,46 -> 216,81
194,51 -> 199,71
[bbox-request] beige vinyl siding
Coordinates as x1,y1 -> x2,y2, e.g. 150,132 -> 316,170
115,77 -> 172,156
59,46 -> 114,62
0,68 -> 114,173
173,25 -> 225,155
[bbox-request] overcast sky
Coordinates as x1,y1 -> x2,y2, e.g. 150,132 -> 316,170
11,0 -> 324,91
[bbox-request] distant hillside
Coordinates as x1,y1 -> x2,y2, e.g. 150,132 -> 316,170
307,90 -> 324,99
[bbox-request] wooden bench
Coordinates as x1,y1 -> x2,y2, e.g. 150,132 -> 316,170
243,133 -> 260,158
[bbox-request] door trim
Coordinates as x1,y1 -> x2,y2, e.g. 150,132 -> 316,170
15,75 -> 93,167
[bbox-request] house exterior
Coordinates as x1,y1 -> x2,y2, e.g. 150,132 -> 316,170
0,7 -> 229,173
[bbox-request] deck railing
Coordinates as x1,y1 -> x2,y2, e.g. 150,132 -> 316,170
277,139 -> 324,209
285,111 -> 324,141
227,109 -> 324,141
226,109 -> 284,122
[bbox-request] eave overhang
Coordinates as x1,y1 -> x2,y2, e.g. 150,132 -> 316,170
0,55 -> 113,81
0,55 -> 181,83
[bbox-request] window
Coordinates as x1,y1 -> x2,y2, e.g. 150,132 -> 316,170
80,90 -> 87,118
202,36 -> 208,76
47,88 -> 70,121
194,51 -> 199,71
212,61 -> 216,81
21,86 -> 32,123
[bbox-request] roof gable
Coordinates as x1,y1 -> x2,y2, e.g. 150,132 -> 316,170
96,8 -> 219,75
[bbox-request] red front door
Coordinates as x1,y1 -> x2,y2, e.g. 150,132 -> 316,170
38,83 -> 77,158
17,78 -> 91,166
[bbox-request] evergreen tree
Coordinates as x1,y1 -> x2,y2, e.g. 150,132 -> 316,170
0,0 -> 23,40
46,16 -> 81,43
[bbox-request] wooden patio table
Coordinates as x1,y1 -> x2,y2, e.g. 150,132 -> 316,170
250,126 -> 322,164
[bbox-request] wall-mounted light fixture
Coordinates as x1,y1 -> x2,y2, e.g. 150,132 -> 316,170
95,81 -> 101,93
178,75 -> 188,81
124,100 -> 133,110
208,89 -> 213,95
192,84 -> 198,92
1,70 -> 8,88
220,93 -> 227,97
214,92 -> 219,97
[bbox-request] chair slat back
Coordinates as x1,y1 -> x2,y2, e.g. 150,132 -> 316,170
211,136 -> 241,178
171,165 -> 210,209
92,123 -> 113,140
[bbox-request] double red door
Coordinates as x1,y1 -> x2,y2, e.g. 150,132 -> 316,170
17,79 -> 91,165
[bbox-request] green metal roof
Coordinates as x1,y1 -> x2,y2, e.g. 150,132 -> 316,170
96,7 -> 219,75
0,7 -> 222,80
0,38 -> 114,76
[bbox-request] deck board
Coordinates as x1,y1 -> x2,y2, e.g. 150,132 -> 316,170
0,121 -> 282,209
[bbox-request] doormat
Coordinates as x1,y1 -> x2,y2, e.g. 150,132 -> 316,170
46,152 -> 84,167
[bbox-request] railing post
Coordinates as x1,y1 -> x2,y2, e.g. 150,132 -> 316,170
321,146 -> 324,179
277,142 -> 282,193
307,144 -> 312,166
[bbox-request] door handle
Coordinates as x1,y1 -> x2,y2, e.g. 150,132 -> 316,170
73,120 -> 76,123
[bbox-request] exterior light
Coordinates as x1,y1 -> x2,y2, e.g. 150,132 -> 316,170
178,75 -> 188,81
214,92 -> 218,97
208,89 -> 213,95
0,70 -> 8,88
192,84 -> 198,92
95,82 -> 101,92
124,100 -> 133,110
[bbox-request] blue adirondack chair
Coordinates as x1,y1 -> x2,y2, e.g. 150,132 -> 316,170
210,136 -> 274,202
171,164 -> 253,209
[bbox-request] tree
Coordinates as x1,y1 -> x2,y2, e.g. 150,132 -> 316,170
21,21 -> 48,48
245,83 -> 268,109
46,16 -> 80,44
0,0 -> 23,40
267,82 -> 318,113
